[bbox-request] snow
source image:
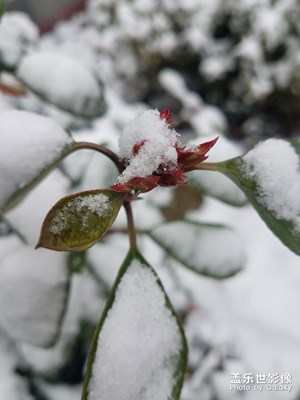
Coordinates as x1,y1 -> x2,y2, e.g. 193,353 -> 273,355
242,139 -> 300,229
159,68 -> 227,136
0,247 -> 69,347
117,109 -> 179,183
0,12 -> 38,68
88,259 -> 183,400
149,221 -> 245,278
49,192 -> 111,235
0,330 -> 34,400
1,2 -> 300,399
17,50 -> 104,117
159,68 -> 203,110
0,110 -> 72,212
36,383 -> 81,400
6,170 -> 69,244
87,234 -> 129,288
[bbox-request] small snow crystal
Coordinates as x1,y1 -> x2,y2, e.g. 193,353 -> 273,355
118,109 -> 179,183
242,139 -> 300,229
88,260 -> 182,400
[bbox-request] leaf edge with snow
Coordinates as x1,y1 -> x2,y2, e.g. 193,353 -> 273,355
81,249 -> 188,400
216,139 -> 300,255
1,141 -> 76,214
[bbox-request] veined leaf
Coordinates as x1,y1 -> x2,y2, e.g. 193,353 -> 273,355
82,250 -> 187,400
147,220 -> 244,279
216,138 -> 300,255
0,110 -> 75,214
17,50 -> 106,118
36,190 -> 124,251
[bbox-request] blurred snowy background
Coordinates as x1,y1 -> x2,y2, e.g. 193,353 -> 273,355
1,0 -> 300,399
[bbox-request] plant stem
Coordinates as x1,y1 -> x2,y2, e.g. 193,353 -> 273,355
73,141 -> 138,249
73,141 -> 124,173
197,162 -> 225,172
123,200 -> 138,250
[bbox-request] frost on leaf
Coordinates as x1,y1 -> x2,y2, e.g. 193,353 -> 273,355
17,50 -> 106,118
82,252 -> 187,400
0,245 -> 69,347
219,138 -> 300,255
147,221 -> 244,279
37,190 -> 125,251
0,110 -> 74,213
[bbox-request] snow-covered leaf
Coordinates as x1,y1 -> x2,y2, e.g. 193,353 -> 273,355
218,138 -> 300,255
0,12 -> 38,69
0,110 -> 75,213
82,250 -> 187,400
17,51 -> 106,118
147,220 -> 244,279
0,330 -> 33,400
37,190 -> 125,251
0,246 -> 69,347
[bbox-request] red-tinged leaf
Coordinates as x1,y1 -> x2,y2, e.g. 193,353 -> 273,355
112,176 -> 160,193
0,81 -> 26,96
177,137 -> 218,172
159,108 -> 174,125
132,139 -> 148,155
157,168 -> 187,187
36,190 -> 125,251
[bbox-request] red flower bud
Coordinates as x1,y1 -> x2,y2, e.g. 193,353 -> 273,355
112,109 -> 218,196
159,108 -> 173,125
177,137 -> 218,172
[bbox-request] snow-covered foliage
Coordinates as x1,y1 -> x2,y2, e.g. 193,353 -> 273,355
22,0 -> 300,140
242,139 -> 300,229
1,2 -> 300,400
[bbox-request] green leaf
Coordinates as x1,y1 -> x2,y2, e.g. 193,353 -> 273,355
0,110 -> 76,214
17,51 -> 106,119
36,190 -> 125,251
0,0 -> 5,18
82,250 -> 187,400
216,138 -> 300,255
147,220 -> 244,279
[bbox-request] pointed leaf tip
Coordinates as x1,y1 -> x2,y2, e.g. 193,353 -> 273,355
37,190 -> 124,251
82,251 -> 187,400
